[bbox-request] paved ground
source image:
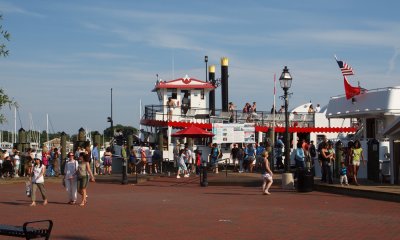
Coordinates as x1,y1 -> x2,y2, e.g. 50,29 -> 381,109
1,174 -> 400,240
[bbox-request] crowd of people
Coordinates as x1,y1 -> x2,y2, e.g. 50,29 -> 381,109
283,136 -> 366,186
0,129 -> 368,205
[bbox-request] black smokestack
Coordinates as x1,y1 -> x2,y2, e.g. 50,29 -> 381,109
208,65 -> 216,116
221,57 -> 229,112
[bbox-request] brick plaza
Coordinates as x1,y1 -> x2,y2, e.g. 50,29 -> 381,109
1,175 -> 399,240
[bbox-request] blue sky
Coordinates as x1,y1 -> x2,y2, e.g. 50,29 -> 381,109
1,0 -> 399,135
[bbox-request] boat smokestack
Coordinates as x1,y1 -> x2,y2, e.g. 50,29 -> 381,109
221,57 -> 229,112
208,65 -> 216,116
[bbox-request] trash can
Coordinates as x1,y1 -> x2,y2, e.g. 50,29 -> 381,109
297,168 -> 314,192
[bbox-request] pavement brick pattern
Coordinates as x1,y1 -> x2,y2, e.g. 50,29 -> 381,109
0,176 -> 399,240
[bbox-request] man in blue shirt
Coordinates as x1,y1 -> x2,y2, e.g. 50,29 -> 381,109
275,136 -> 284,169
92,143 -> 99,175
255,142 -> 265,172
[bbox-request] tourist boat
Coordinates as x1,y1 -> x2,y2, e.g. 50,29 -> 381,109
326,86 -> 400,184
140,57 -> 358,174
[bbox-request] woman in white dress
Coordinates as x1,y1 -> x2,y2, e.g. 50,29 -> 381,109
30,157 -> 48,206
64,152 -> 78,204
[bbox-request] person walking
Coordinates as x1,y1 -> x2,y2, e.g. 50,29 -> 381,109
139,144 -> 147,174
129,146 -> 138,174
294,142 -> 305,179
103,147 -> 113,175
255,142 -> 265,172
320,142 -> 333,183
275,136 -> 284,170
64,152 -> 78,204
237,144 -> 245,173
351,140 -> 366,186
245,143 -> 256,173
77,152 -> 95,207
13,150 -> 21,177
92,143 -> 99,175
261,151 -> 273,195
210,143 -> 220,174
30,157 -> 48,206
52,147 -> 61,177
309,140 -> 317,175
339,162 -> 349,186
327,142 -> 336,184
176,149 -> 189,178
230,143 -> 239,172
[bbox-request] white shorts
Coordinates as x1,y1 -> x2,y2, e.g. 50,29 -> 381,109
262,173 -> 273,180
352,161 -> 360,166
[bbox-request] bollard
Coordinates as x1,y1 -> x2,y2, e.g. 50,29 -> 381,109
200,162 -> 208,187
121,158 -> 128,185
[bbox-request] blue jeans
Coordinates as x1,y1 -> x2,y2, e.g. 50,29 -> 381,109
239,159 -> 244,172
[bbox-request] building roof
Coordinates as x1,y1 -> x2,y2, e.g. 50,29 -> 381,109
152,75 -> 215,92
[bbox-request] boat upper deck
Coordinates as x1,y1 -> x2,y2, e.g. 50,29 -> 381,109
141,104 -> 318,128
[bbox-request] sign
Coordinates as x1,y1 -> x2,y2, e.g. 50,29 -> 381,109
212,123 -> 255,144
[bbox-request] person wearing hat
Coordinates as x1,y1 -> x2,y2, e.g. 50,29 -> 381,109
30,157 -> 48,206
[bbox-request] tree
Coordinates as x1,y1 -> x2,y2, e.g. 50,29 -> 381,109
0,88 -> 17,124
0,15 -> 10,57
0,15 -> 15,124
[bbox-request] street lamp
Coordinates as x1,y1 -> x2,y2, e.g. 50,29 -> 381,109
205,56 -> 208,82
279,66 -> 292,175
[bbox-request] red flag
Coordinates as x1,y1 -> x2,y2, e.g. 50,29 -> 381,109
344,76 -> 361,99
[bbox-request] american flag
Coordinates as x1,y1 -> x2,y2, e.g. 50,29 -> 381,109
335,57 -> 354,76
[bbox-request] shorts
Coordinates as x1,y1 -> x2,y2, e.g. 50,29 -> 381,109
178,160 -> 187,171
104,158 -> 112,167
211,157 -> 218,167
262,173 -> 273,180
352,160 -> 360,166
248,156 -> 255,164
78,176 -> 89,190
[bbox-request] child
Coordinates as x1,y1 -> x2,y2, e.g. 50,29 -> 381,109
261,151 -> 273,195
339,162 -> 349,186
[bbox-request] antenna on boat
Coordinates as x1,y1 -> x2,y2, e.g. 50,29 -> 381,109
172,50 -> 175,79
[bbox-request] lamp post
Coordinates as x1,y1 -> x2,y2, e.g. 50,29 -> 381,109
279,66 -> 294,189
279,66 -> 292,172
205,56 -> 208,82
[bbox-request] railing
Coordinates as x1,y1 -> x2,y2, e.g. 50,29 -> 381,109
330,86 -> 400,99
142,104 -> 316,127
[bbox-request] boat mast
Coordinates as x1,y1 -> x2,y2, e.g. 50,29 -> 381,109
14,106 -> 16,144
46,113 -> 49,149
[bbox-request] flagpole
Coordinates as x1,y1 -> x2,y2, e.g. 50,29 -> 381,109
272,73 -> 276,171
273,73 -> 276,130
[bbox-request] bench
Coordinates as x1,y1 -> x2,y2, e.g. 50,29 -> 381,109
0,220 -> 53,240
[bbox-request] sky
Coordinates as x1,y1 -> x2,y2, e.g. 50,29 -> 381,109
1,0 -> 400,135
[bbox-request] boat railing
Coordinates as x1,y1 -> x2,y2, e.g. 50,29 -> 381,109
330,86 -> 400,99
142,104 -> 315,127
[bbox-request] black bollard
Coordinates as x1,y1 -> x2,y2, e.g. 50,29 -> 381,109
200,162 -> 208,187
122,158 -> 128,185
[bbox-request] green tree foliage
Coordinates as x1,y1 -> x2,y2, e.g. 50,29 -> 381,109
0,15 -> 10,57
0,89 -> 17,124
104,124 -> 138,141
0,15 -> 15,124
